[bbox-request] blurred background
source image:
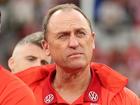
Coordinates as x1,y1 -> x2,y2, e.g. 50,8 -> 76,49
0,0 -> 140,96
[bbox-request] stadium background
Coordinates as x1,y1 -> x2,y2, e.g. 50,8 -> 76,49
0,0 -> 140,96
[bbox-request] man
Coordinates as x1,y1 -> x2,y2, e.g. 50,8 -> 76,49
8,32 -> 51,73
0,12 -> 37,105
16,4 -> 140,105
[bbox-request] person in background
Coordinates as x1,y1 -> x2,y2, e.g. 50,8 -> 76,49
16,4 -> 140,105
8,32 -> 52,73
0,66 -> 37,105
0,11 -> 37,105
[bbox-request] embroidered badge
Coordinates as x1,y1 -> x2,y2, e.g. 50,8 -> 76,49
88,91 -> 98,102
44,94 -> 54,104
90,103 -> 100,105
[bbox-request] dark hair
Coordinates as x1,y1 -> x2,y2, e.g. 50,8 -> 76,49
42,3 -> 93,39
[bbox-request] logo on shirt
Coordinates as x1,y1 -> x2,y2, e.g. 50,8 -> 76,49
88,91 -> 98,102
44,94 -> 54,104
90,103 -> 100,105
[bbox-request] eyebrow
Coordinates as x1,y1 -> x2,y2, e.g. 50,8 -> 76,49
57,28 -> 87,34
25,56 -> 37,59
57,31 -> 70,35
75,28 -> 87,32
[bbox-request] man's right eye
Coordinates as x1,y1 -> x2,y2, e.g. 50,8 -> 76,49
58,34 -> 68,39
57,32 -> 70,40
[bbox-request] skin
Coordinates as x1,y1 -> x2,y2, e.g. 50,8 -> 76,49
8,43 -> 51,73
43,9 -> 95,104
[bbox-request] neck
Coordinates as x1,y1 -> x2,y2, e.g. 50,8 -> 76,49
52,65 -> 91,103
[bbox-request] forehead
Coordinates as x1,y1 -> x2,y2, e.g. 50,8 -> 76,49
48,9 -> 90,32
14,43 -> 43,56
19,43 -> 41,50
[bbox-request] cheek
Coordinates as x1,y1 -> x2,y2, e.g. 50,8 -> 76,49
49,45 -> 66,61
49,42 -> 65,53
18,59 -> 32,67
84,37 -> 93,48
14,62 -> 24,70
84,38 -> 94,56
21,62 -> 34,70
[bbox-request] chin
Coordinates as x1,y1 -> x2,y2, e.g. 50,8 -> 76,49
67,61 -> 87,70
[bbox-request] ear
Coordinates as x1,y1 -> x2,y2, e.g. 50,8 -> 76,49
41,40 -> 50,56
8,57 -> 15,72
92,32 -> 95,49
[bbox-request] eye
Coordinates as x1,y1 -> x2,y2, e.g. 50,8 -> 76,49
57,32 -> 70,40
26,56 -> 37,62
41,60 -> 48,65
58,34 -> 66,39
76,30 -> 87,37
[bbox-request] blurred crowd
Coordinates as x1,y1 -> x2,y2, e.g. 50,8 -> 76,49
94,0 -> 140,96
0,0 -> 140,96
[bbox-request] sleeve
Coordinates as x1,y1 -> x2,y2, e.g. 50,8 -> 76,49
0,66 -> 37,105
124,87 -> 140,105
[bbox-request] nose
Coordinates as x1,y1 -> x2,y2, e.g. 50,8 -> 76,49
68,35 -> 79,49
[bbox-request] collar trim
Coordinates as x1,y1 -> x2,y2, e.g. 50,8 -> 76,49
43,69 -> 101,104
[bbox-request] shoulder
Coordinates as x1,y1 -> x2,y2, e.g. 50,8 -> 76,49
90,63 -> 140,104
101,87 -> 140,105
15,64 -> 55,87
0,65 -> 16,81
0,65 -> 23,86
123,87 -> 140,104
110,87 -> 140,105
0,65 -> 37,105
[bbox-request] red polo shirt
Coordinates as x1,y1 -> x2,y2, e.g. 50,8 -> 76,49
16,63 -> 140,105
43,69 -> 101,105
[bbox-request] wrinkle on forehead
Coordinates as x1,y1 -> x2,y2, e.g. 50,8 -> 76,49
47,9 -> 90,33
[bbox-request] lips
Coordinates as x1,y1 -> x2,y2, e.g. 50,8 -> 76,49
68,52 -> 83,57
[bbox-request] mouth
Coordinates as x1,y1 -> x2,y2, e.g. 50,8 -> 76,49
68,52 -> 84,58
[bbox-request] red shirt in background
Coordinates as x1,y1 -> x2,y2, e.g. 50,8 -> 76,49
0,65 -> 37,105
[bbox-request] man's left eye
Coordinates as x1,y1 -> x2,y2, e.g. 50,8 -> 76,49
77,31 -> 86,37
26,57 -> 36,61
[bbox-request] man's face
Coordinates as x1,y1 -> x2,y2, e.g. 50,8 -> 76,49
9,43 -> 51,73
44,9 -> 95,71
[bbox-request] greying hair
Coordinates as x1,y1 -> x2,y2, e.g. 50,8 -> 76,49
16,32 -> 43,48
42,3 -> 93,40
